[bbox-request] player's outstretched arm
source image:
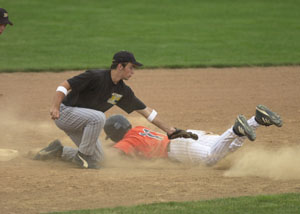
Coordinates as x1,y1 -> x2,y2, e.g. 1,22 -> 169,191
136,107 -> 198,140
136,107 -> 176,136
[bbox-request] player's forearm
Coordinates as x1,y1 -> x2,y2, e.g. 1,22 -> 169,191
136,107 -> 176,135
50,80 -> 71,119
52,81 -> 70,107
50,92 -> 65,120
151,118 -> 176,135
51,92 -> 65,108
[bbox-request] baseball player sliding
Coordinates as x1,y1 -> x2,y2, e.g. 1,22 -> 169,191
34,51 -> 196,169
103,105 -> 282,166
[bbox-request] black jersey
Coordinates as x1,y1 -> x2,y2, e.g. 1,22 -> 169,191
62,69 -> 146,113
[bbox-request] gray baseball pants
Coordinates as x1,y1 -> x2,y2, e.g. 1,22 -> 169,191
54,104 -> 106,163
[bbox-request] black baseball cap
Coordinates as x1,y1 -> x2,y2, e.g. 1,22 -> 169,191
113,51 -> 143,67
0,8 -> 13,25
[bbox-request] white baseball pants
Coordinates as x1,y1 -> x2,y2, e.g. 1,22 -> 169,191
167,116 -> 259,166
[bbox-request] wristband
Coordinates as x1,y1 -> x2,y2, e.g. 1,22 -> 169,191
147,110 -> 157,122
56,86 -> 68,96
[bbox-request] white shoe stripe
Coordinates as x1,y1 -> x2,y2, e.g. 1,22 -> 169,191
38,150 -> 52,156
238,126 -> 245,135
257,107 -> 268,116
262,117 -> 271,124
77,154 -> 89,168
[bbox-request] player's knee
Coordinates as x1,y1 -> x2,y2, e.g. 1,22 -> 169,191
89,111 -> 106,126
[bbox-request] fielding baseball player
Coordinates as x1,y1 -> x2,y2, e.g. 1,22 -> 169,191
34,51 -> 196,169
103,105 -> 282,166
0,8 -> 13,35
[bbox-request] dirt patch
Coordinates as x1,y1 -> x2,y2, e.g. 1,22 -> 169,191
0,67 -> 300,214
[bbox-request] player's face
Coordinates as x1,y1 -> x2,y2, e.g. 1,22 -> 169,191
121,62 -> 135,80
0,24 -> 7,35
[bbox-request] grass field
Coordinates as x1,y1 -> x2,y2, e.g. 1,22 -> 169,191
1,0 -> 300,71
49,193 -> 300,214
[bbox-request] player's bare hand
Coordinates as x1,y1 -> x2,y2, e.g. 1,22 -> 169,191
50,107 -> 60,120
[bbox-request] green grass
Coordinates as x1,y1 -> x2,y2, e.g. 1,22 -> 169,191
1,0 -> 300,72
48,193 -> 300,214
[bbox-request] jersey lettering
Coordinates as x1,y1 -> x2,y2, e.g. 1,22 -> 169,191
107,93 -> 123,105
139,128 -> 163,140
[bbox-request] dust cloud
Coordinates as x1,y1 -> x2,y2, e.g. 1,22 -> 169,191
3,110 -> 299,181
0,109 -> 72,156
224,145 -> 300,180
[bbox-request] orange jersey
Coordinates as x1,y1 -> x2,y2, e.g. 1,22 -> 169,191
113,126 -> 170,158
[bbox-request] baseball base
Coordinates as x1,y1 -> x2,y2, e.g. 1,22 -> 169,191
0,149 -> 19,161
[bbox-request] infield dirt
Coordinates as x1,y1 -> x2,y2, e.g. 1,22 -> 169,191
0,67 -> 300,213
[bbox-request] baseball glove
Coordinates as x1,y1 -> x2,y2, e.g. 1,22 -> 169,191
168,128 -> 198,140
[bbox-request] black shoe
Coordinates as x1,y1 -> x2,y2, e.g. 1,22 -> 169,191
34,139 -> 63,160
255,104 -> 283,127
73,151 -> 101,169
233,115 -> 256,141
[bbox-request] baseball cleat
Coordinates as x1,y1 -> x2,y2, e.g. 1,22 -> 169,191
34,139 -> 63,160
233,115 -> 256,141
255,104 -> 282,127
73,151 -> 101,169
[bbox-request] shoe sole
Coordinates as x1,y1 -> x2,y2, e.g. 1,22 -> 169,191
237,115 -> 256,141
256,105 -> 282,127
